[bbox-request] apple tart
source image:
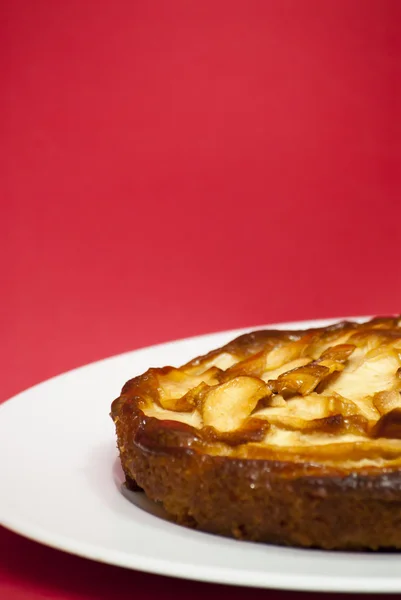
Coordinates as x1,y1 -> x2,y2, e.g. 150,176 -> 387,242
111,317 -> 401,549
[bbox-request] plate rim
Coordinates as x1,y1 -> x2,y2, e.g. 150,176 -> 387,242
1,514 -> 400,593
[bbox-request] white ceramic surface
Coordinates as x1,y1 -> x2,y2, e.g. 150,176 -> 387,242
1,317 -> 400,593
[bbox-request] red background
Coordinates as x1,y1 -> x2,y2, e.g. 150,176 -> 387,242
1,1 -> 401,598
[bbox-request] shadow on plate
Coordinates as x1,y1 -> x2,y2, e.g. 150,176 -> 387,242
85,440 -> 177,529
112,456 -> 172,522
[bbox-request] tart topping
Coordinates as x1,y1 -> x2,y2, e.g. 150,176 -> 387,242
134,318 -> 401,466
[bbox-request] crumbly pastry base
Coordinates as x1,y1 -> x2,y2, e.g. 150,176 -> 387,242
111,317 -> 401,549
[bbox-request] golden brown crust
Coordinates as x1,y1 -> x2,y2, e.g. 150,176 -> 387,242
111,317 -> 401,549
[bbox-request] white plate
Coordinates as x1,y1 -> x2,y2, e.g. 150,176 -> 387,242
1,317 -> 400,593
